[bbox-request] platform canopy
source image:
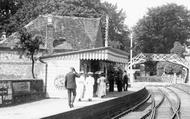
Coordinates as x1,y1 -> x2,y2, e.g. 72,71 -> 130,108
40,47 -> 129,64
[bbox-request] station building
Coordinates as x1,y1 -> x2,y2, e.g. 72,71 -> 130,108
0,14 -> 128,98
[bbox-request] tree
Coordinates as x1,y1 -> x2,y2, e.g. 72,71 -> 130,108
0,0 -> 23,34
133,3 -> 190,54
170,41 -> 185,57
102,2 -> 130,51
16,28 -> 44,79
6,0 -> 44,35
157,41 -> 185,75
166,41 -> 184,74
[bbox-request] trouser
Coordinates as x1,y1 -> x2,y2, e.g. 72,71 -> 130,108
116,80 -> 122,92
123,82 -> 128,91
109,80 -> 114,92
67,88 -> 76,105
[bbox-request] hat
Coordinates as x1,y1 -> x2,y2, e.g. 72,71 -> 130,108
88,72 -> 93,75
79,71 -> 84,74
70,67 -> 75,71
95,71 -> 103,75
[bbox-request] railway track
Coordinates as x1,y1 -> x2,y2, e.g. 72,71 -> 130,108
112,85 -> 188,119
159,87 -> 181,119
168,86 -> 190,119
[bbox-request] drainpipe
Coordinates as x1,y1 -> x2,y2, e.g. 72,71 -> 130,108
39,58 -> 48,97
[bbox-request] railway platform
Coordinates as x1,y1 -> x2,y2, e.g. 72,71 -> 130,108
0,85 -> 143,119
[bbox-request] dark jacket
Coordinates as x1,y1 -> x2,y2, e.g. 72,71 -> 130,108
65,72 -> 80,89
123,74 -> 128,83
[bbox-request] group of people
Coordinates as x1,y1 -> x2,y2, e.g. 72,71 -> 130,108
108,68 -> 129,92
64,67 -> 107,108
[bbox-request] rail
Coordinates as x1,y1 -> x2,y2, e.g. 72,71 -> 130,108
140,88 -> 165,119
149,88 -> 165,119
112,93 -> 151,119
166,87 -> 181,119
160,87 -> 181,119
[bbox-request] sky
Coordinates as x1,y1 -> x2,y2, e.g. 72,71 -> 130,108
102,0 -> 190,28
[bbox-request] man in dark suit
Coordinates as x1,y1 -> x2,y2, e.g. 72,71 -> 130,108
123,70 -> 129,91
65,67 -> 80,108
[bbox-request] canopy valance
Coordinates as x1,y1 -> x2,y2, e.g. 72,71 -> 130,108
40,47 -> 129,64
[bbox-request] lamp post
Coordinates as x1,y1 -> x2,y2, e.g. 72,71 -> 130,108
130,32 -> 134,84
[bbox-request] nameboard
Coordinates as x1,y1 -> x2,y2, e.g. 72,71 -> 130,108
12,82 -> 30,93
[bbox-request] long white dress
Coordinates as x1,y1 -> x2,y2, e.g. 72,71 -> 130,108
96,76 -> 106,97
84,76 -> 95,100
76,75 -> 85,100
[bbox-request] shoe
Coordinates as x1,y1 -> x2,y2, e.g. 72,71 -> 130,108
71,104 -> 74,108
69,104 -> 74,108
69,104 -> 72,108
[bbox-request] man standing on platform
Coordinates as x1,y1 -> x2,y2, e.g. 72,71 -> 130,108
65,67 -> 80,108
115,67 -> 123,92
108,69 -> 115,92
123,70 -> 129,91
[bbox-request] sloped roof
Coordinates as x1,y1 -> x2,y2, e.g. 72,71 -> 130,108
2,14 -> 103,51
25,14 -> 103,50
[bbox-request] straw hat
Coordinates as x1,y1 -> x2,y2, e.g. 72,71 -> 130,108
95,71 -> 103,75
88,72 -> 93,75
79,71 -> 84,74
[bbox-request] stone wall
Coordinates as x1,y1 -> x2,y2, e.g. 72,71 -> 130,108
0,51 -> 45,80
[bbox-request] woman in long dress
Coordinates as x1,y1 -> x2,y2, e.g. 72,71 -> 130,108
84,72 -> 95,101
76,71 -> 85,101
96,73 -> 107,98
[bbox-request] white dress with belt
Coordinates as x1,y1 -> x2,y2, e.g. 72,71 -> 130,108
84,76 -> 95,100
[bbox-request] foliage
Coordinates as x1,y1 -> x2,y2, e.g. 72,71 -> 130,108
144,61 -> 157,76
157,41 -> 185,75
156,61 -> 165,76
170,41 -> 185,57
133,3 -> 190,54
17,28 -> 44,78
102,2 -> 130,51
0,0 -> 23,34
165,41 -> 184,74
